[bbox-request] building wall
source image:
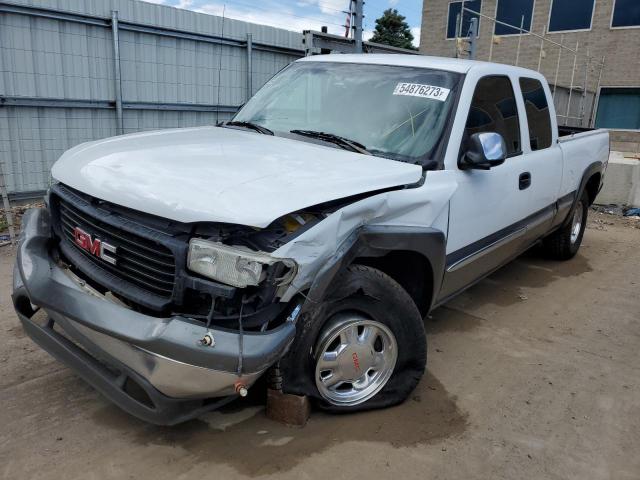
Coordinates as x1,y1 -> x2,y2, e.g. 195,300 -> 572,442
419,0 -> 640,151
0,0 -> 304,196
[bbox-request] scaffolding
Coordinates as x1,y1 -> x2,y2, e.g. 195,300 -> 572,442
455,4 -> 606,129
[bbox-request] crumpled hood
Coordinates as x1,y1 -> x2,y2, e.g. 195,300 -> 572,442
51,126 -> 423,228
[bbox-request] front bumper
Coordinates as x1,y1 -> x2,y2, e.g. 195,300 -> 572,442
12,208 -> 296,425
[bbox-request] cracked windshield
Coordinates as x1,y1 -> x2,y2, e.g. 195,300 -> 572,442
234,61 -> 462,164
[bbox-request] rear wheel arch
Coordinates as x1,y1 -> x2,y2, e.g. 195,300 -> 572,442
584,172 -> 601,206
576,162 -> 604,208
561,162 -> 604,228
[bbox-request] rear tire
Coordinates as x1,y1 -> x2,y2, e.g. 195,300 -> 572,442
280,264 -> 426,412
543,191 -> 589,260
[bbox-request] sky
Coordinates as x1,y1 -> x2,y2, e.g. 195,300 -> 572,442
143,0 -> 423,47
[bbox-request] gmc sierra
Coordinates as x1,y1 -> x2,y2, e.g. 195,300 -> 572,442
12,55 -> 609,425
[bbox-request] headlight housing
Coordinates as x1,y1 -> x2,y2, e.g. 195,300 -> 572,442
187,239 -> 296,288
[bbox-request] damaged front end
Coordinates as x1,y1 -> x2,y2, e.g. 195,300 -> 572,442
12,171 -> 440,425
177,211 -> 320,331
10,184 -> 330,425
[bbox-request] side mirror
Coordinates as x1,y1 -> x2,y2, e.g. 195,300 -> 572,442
460,132 -> 508,170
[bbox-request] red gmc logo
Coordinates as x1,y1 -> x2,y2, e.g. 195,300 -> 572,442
73,227 -> 117,265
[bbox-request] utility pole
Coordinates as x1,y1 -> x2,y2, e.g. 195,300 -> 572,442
353,0 -> 364,53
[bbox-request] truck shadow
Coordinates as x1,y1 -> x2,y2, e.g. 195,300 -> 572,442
92,371 -> 467,476
425,250 -> 592,333
450,250 -> 591,307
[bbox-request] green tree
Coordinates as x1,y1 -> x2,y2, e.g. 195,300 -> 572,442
369,8 -> 417,50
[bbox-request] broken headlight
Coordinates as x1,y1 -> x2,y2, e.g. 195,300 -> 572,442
187,239 -> 297,288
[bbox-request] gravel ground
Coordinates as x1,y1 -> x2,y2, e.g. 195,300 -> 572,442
0,210 -> 639,480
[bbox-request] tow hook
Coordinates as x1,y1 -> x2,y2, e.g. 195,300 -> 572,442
235,382 -> 248,397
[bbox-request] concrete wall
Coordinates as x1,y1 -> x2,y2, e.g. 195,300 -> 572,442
597,152 -> 640,207
610,131 -> 640,155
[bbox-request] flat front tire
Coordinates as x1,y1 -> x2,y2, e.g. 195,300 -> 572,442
280,265 -> 427,412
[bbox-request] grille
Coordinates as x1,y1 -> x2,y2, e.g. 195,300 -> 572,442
57,197 -> 177,299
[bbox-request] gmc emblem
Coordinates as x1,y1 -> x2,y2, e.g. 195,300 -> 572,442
73,227 -> 117,265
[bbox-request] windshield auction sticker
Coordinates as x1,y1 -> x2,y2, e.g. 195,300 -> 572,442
393,83 -> 450,101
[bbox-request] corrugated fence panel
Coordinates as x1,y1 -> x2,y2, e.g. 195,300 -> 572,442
118,33 -> 245,106
0,107 -> 118,192
0,0 -> 304,196
0,13 -> 115,99
122,110 -> 233,134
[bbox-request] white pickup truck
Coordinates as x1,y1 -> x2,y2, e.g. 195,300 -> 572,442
12,55 -> 609,424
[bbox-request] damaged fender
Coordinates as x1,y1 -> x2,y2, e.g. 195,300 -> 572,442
274,170 -> 459,307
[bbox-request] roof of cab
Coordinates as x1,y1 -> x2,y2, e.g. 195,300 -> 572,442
298,54 -> 538,76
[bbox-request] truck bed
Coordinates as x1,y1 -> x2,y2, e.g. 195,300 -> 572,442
557,128 -> 609,199
558,125 -> 595,137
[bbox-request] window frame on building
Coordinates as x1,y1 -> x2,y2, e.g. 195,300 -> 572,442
610,0 -> 640,30
445,0 -> 483,40
546,0 -> 596,34
594,86 -> 640,132
492,0 -> 536,37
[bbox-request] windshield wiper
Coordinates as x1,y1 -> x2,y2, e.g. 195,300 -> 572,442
222,121 -> 274,135
290,130 -> 370,155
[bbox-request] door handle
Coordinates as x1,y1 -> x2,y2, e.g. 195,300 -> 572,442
519,172 -> 531,190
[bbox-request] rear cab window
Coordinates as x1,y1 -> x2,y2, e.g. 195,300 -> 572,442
519,77 -> 553,151
462,75 -> 522,159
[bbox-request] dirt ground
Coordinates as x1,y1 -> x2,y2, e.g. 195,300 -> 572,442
1,210 -> 639,480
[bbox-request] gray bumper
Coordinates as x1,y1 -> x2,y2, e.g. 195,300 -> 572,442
12,208 -> 296,425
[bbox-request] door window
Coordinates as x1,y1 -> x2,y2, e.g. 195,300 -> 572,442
519,78 -> 553,150
463,76 -> 521,157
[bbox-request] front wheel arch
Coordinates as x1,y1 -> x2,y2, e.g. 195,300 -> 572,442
354,250 -> 434,316
305,225 -> 446,317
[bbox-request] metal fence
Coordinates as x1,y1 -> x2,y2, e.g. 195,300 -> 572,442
454,4 -> 606,129
0,0 -> 306,203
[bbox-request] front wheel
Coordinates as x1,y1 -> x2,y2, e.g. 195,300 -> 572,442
280,265 -> 427,412
314,314 -> 398,407
542,191 -> 589,260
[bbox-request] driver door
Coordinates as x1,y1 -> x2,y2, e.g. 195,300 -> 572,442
439,75 -> 529,301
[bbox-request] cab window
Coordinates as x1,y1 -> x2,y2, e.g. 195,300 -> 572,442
463,76 -> 521,157
519,77 -> 553,150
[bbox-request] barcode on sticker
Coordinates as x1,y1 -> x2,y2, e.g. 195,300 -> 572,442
393,83 -> 450,101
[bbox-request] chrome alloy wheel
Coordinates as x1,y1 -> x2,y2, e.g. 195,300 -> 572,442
571,201 -> 584,244
314,314 -> 398,406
